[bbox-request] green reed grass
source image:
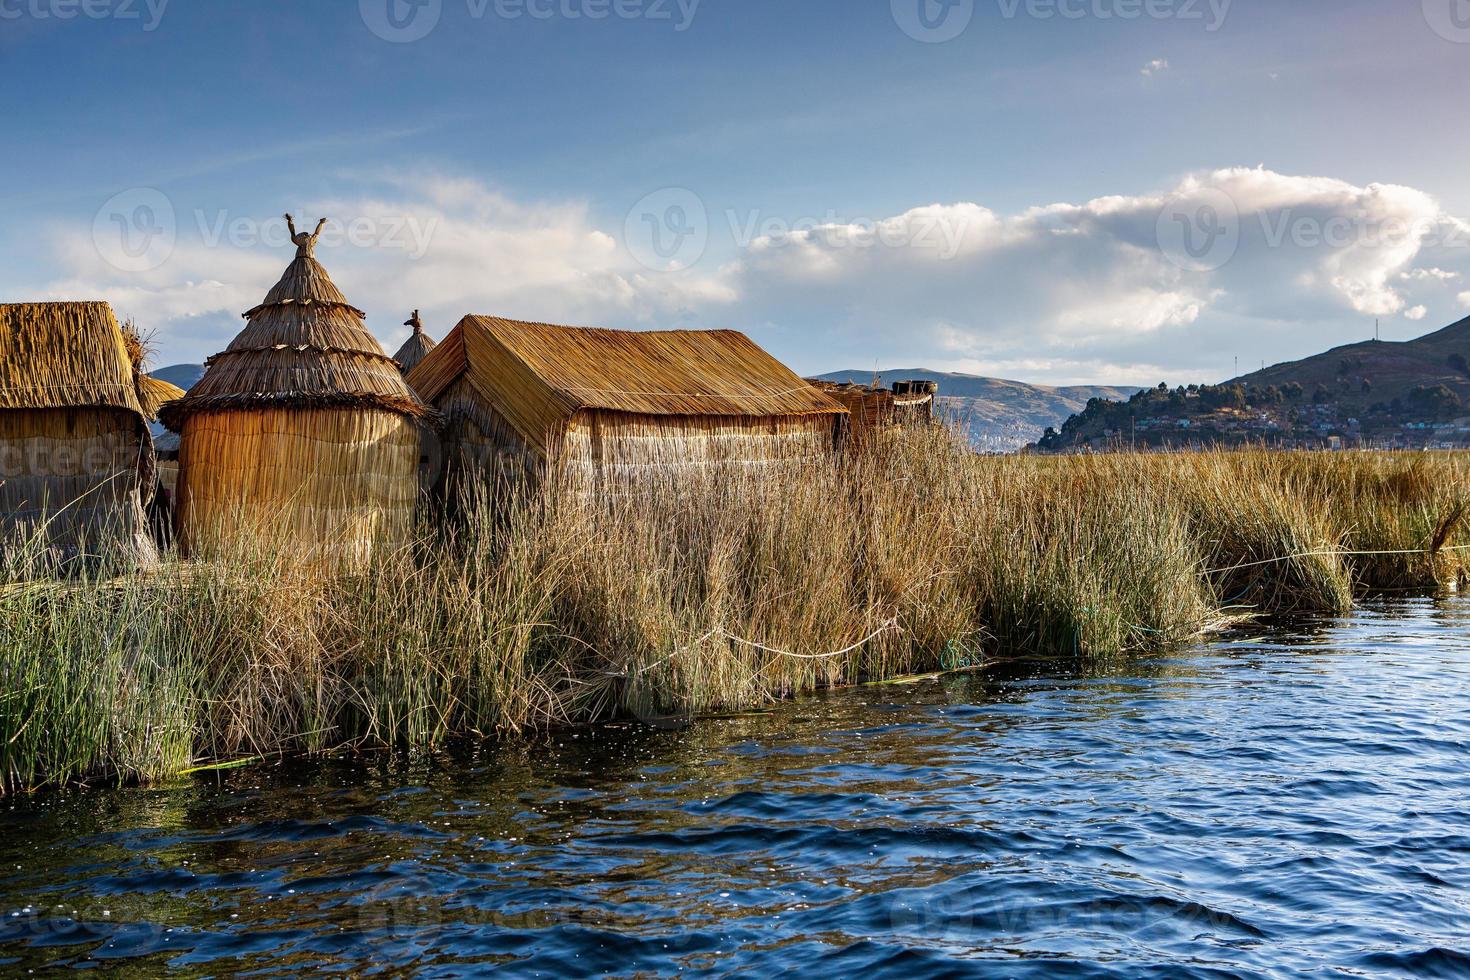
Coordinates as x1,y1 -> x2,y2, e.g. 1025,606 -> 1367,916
2,435 -> 1467,793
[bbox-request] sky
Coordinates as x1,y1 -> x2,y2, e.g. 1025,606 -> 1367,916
4,0 -> 1470,385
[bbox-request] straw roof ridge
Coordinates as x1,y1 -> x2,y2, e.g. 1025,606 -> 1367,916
243,298 -> 369,320
0,302 -> 146,417
422,315 -> 845,419
204,344 -> 405,367
161,390 -> 432,429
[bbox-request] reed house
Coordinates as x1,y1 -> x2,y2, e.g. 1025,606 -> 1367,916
406,315 -> 846,485
808,378 -> 939,447
0,302 -> 162,565
160,216 -> 430,560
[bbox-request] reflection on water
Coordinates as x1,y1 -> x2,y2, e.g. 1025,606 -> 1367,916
2,600 -> 1469,977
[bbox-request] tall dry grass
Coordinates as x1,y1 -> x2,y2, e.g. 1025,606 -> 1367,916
2,433 -> 1467,793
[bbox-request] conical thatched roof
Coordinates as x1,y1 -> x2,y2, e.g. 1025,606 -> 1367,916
393,310 -> 436,376
160,216 -> 429,431
0,302 -> 146,418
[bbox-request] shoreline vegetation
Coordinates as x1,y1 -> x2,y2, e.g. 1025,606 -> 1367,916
3,430 -> 1468,794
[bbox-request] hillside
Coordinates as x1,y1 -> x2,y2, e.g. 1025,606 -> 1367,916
1036,317 -> 1470,452
815,369 -> 1141,451
149,363 -> 205,391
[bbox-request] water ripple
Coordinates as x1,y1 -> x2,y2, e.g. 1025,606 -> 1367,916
2,597 -> 1469,976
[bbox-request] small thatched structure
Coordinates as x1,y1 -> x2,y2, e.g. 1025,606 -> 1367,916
394,310 -> 437,377
161,216 -> 430,561
0,302 -> 159,566
407,315 -> 846,487
807,378 -> 938,448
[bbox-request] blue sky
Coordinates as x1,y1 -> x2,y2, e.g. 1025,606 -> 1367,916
4,0 -> 1470,383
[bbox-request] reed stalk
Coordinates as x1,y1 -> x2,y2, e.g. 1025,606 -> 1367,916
2,436 -> 1466,793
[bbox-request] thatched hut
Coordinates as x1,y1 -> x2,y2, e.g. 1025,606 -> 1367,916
0,302 -> 159,565
807,378 -> 938,448
394,310 -> 437,376
406,315 -> 845,487
160,216 -> 430,561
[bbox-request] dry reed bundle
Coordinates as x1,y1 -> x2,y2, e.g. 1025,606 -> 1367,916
2,436 -> 1468,793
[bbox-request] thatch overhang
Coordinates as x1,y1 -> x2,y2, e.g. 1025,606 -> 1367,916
0,302 -> 148,419
137,375 -> 186,421
160,216 -> 431,431
407,315 -> 844,453
394,310 -> 437,377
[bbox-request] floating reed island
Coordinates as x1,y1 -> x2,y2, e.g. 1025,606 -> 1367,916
2,219 -> 1469,793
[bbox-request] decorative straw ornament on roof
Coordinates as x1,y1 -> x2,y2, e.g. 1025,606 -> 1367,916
164,215 -> 429,564
0,301 -> 159,568
394,309 -> 437,377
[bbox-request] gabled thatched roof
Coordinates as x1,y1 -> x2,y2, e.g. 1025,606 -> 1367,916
394,310 -> 436,376
161,216 -> 429,430
137,374 -> 186,421
408,315 -> 843,450
0,302 -> 146,418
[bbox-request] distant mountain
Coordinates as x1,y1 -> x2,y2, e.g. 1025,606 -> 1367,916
1036,316 -> 1470,452
149,363 -> 205,391
815,369 -> 1143,451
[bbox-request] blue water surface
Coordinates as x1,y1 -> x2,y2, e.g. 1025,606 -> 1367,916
2,599 -> 1468,977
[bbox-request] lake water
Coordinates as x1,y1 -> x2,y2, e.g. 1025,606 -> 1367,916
2,600 -> 1469,978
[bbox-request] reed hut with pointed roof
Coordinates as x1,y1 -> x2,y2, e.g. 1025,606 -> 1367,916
0,301 -> 159,565
160,216 -> 430,561
406,315 -> 845,487
394,310 -> 437,377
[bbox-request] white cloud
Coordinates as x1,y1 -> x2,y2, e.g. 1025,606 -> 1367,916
717,167 -> 1469,380
1141,58 -> 1170,78
36,174 -> 735,366
22,166 -> 1470,386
